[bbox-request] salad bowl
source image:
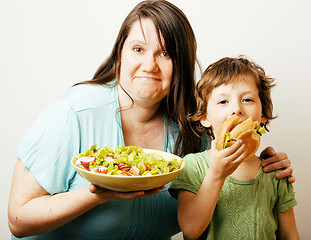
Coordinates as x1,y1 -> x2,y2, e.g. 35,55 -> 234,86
71,147 -> 185,192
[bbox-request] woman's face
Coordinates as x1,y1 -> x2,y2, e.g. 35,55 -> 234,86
119,18 -> 173,108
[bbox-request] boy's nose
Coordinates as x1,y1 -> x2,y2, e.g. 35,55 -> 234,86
231,111 -> 242,115
231,105 -> 243,116
230,101 -> 244,116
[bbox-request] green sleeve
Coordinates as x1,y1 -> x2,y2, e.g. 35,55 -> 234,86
169,151 -> 209,199
276,177 -> 298,214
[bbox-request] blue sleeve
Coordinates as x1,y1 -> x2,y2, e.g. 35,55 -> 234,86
16,100 -> 80,194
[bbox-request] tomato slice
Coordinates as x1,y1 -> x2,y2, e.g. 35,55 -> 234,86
117,164 -> 131,171
128,167 -> 140,176
145,164 -> 151,171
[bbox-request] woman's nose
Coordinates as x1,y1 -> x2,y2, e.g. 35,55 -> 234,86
142,53 -> 158,72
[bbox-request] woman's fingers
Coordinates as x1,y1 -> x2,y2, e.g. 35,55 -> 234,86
260,150 -> 296,183
273,167 -> 294,179
262,159 -> 290,172
261,151 -> 288,166
89,184 -> 164,200
287,175 -> 296,184
262,152 -> 290,171
89,184 -> 100,193
260,146 -> 276,159
105,187 -> 163,199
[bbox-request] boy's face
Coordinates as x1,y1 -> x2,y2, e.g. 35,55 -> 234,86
200,76 -> 267,137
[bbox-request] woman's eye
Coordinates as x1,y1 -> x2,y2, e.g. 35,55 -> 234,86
160,50 -> 170,58
133,46 -> 142,53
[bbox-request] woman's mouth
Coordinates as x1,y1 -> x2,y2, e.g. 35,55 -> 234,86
133,76 -> 161,81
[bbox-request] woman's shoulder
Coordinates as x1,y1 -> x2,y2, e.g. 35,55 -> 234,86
61,84 -> 118,112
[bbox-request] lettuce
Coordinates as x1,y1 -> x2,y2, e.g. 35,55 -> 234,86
74,145 -> 183,176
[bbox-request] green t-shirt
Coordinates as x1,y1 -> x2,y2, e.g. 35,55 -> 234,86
169,150 -> 297,240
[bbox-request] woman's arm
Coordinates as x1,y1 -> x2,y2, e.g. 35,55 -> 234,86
8,159 -> 161,238
260,147 -> 295,183
276,208 -> 299,239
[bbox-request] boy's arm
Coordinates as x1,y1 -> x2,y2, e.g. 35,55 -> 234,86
276,208 -> 299,240
177,169 -> 225,240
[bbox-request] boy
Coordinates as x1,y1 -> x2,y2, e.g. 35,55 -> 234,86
169,56 -> 299,239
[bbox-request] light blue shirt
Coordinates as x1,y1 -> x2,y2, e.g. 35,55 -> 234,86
15,84 -> 181,240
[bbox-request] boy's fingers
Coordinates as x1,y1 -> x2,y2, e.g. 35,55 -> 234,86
223,140 -> 244,155
222,140 -> 247,163
211,140 -> 218,151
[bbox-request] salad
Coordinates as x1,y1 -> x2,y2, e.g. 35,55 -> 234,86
73,145 -> 183,176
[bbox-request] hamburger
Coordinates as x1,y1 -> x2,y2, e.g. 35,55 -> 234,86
216,116 -> 266,160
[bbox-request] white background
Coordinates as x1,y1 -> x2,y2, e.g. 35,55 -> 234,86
1,0 -> 310,239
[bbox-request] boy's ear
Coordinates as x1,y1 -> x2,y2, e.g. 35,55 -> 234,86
200,114 -> 212,128
261,116 -> 267,124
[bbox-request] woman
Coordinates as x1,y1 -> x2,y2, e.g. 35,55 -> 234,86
8,1 -> 294,239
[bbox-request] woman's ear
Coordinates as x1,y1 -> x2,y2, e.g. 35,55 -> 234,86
200,114 -> 212,128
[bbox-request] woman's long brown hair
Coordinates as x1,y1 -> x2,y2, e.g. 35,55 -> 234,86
75,0 -> 202,156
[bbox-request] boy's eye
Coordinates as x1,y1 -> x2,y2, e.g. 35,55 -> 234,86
243,98 -> 253,103
218,100 -> 228,105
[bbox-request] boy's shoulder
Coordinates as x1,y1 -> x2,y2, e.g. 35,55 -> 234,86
184,150 -> 209,160
183,150 -> 210,169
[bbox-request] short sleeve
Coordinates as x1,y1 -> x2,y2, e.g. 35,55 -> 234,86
169,152 -> 208,199
16,100 -> 80,194
276,178 -> 298,214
